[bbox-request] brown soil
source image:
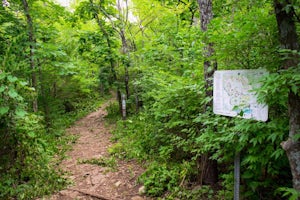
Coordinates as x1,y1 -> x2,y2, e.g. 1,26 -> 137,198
49,99 -> 149,200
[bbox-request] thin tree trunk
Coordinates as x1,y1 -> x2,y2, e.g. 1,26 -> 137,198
117,0 -> 131,100
38,60 -> 51,129
197,0 -> 218,185
120,30 -> 130,99
89,0 -> 122,113
52,82 -> 57,98
22,0 -> 38,112
198,0 -> 217,99
274,0 -> 300,192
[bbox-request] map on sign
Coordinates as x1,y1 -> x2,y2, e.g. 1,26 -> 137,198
213,69 -> 268,122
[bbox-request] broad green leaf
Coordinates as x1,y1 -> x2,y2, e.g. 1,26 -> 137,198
0,106 -> 9,115
8,89 -> 18,98
7,75 -> 18,83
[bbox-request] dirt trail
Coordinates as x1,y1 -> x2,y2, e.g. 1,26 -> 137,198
50,99 -> 148,200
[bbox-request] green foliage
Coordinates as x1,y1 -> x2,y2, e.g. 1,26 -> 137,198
0,89 -> 105,199
0,0 -> 113,199
0,0 -> 299,199
276,187 -> 300,200
223,119 -> 290,198
257,66 -> 300,107
209,2 -> 279,70
139,162 -> 185,197
0,113 -> 67,199
105,100 -> 122,122
110,0 -> 296,199
0,71 -> 29,120
164,185 -> 216,200
111,114 -> 156,160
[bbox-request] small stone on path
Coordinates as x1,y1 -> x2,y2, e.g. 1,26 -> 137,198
115,180 -> 122,187
138,186 -> 146,194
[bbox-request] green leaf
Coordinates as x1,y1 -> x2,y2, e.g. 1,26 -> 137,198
291,85 -> 298,94
0,86 -> 5,93
27,131 -> 36,138
8,89 -> 18,98
292,133 -> 300,141
7,75 -> 18,83
0,73 -> 6,80
238,110 -> 244,117
0,106 -> 9,115
15,108 -> 27,118
267,133 -> 277,143
19,81 -> 28,86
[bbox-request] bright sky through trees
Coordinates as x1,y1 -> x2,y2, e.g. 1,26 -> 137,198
55,0 -> 72,7
117,0 -> 137,22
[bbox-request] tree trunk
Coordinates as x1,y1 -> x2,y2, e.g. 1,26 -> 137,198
203,43 -> 217,99
89,0 -> 122,113
198,0 -> 213,32
120,29 -> 130,99
38,60 -> 51,129
22,0 -> 38,112
273,0 -> 300,192
117,0 -> 131,100
197,0 -> 218,185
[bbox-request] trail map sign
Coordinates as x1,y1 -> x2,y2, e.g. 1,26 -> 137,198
213,69 -> 268,122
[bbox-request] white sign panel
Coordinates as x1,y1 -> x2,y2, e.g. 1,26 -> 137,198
213,70 -> 268,122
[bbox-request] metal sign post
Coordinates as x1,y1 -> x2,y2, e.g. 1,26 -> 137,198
234,152 -> 240,200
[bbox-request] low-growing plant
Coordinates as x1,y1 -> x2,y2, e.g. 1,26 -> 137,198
139,162 -> 182,197
163,185 -> 215,200
108,142 -> 127,159
105,101 -> 122,122
276,187 -> 300,200
78,156 -> 117,170
0,114 -> 68,199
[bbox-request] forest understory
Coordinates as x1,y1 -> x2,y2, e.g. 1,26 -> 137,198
0,0 -> 300,199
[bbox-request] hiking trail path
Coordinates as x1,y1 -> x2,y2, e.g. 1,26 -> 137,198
49,99 -> 150,200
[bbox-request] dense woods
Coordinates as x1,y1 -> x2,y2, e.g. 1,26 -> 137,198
0,0 -> 299,199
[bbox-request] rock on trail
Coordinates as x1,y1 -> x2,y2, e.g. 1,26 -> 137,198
49,100 -> 149,200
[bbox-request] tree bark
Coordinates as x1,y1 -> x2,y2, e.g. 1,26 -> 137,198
22,0 -> 38,112
198,0 -> 213,32
120,29 -> 130,99
197,0 -> 218,185
117,0 -> 131,100
274,0 -> 300,192
198,0 -> 217,99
